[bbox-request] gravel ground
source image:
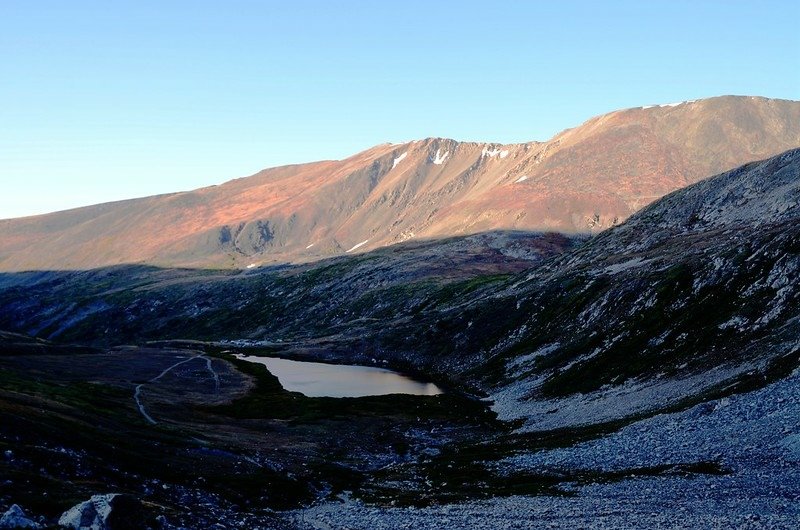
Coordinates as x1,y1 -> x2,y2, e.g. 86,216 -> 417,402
502,367 -> 800,474
288,478 -> 797,530
286,368 -> 800,529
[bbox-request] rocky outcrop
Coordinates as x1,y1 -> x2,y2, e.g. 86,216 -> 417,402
58,494 -> 145,530
0,505 -> 39,529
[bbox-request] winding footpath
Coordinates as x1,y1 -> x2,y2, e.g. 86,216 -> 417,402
134,354 -> 221,425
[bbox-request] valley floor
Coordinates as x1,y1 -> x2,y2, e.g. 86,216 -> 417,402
1,340 -> 798,529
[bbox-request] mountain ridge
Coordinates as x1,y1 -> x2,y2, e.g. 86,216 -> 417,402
1,95 -> 798,271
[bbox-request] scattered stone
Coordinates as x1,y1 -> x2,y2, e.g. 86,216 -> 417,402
58,494 -> 146,530
0,504 -> 40,529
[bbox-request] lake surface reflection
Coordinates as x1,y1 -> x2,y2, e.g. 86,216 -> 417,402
235,355 -> 443,398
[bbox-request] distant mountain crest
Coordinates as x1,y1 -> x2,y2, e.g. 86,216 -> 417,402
1,96 -> 798,271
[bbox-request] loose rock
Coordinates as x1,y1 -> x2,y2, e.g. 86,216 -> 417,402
0,504 -> 39,529
58,494 -> 145,530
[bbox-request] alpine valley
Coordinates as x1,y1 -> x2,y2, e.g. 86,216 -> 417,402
1,96 -> 799,529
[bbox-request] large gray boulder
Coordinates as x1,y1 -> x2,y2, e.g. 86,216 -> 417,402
58,494 -> 145,530
0,504 -> 40,529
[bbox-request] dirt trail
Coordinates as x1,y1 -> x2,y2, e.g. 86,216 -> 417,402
205,357 -> 221,393
133,354 -> 210,424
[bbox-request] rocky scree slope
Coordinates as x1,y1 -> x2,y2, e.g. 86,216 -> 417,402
0,96 -> 798,271
431,148 -> 800,430
293,356 -> 800,530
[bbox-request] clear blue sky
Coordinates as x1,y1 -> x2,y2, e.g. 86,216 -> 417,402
1,0 -> 798,219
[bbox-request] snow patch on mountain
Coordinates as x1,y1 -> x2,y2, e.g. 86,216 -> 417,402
432,149 -> 449,165
392,152 -> 407,169
482,147 -> 509,159
346,240 -> 370,253
642,100 -> 698,109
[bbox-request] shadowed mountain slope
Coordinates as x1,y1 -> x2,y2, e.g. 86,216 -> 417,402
1,96 -> 798,271
1,149 -> 798,432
